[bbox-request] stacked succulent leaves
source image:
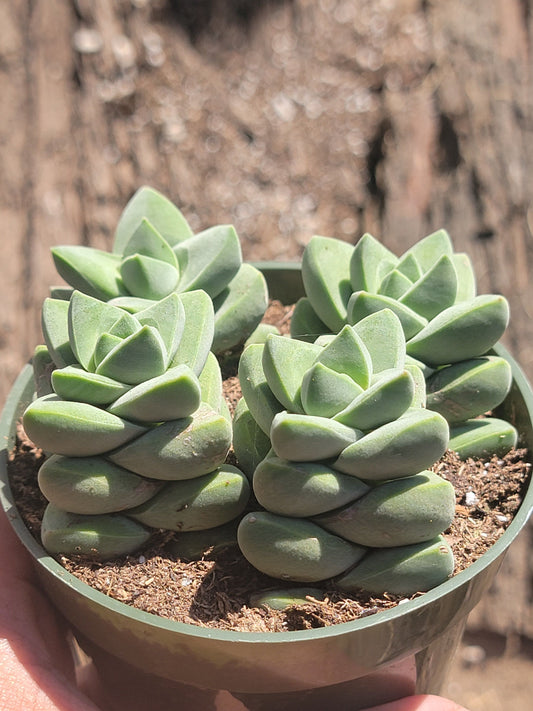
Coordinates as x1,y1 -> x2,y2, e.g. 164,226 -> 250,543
24,197 -> 517,600
23,187 -> 265,559
236,230 -> 517,597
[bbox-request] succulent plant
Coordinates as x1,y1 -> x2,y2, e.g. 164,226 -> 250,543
23,288 -> 250,559
236,309 -> 456,595
291,229 -> 517,459
50,186 -> 268,354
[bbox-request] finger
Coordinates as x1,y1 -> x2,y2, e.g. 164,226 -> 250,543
361,694 -> 469,711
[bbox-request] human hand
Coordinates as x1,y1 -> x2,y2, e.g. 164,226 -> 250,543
362,695 -> 469,711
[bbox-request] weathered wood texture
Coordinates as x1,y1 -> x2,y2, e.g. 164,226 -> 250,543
0,0 -> 532,639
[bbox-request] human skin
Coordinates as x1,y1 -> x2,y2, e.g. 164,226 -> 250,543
0,507 -> 469,711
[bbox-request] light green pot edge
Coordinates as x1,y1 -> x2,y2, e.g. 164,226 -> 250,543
1,263 -> 532,697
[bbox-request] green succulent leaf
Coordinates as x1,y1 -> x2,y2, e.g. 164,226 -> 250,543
270,411 -> 361,462
249,588 -> 326,611
93,333 -> 123,369
451,253 -> 476,302
262,334 -> 323,413
336,535 -> 454,596
135,293 -> 185,367
404,362 -> 427,408
41,503 -> 150,559
238,511 -> 366,583
253,455 -> 369,517
167,520 -> 240,561
128,465 -> 250,532
315,471 -> 455,547
244,323 -> 281,348
333,368 -> 414,431
232,397 -> 271,479
95,325 -> 167,385
107,364 -> 201,422
334,408 -> 449,480
32,345 -> 55,397
38,454 -> 161,515
301,362 -> 363,418
426,356 -> 512,423
174,224 -> 242,299
402,229 -> 453,271
211,263 -> 268,353
198,351 -> 225,416
238,344 -> 284,435
290,297 -> 331,342
51,246 -> 125,301
449,417 -> 518,459
119,253 -> 179,301
347,291 -> 428,340
41,298 -> 77,368
108,403 -> 232,480
395,253 -> 423,283
114,186 -> 193,253
302,235 -> 354,331
51,365 -> 130,405
398,255 -> 458,320
168,290 -> 214,375
122,217 -> 178,267
315,325 -> 373,388
406,295 -> 510,366
378,269 -> 413,299
23,395 -> 147,457
350,233 -> 398,293
352,310 -> 406,374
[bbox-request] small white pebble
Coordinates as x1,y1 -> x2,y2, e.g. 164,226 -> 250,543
465,491 -> 478,506
496,514 -> 509,523
181,576 -> 192,587
138,555 -> 146,564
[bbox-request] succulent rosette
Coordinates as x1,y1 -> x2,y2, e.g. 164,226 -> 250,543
291,229 -> 517,459
23,289 -> 249,560
50,186 -> 268,354
235,310 -> 456,595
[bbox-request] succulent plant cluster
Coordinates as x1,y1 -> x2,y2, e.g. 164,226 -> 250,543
291,230 -> 517,459
23,193 -> 517,602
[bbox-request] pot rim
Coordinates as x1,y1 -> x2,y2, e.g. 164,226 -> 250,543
1,264 -> 532,646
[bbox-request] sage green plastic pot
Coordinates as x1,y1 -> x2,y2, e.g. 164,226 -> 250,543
1,263 -> 532,711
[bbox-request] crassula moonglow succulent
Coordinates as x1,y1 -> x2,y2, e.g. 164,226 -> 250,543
50,186 -> 268,354
291,229 -> 517,459
235,310 -> 457,596
23,289 -> 250,560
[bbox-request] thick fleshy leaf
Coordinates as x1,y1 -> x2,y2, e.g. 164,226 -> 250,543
452,253 -> 476,302
41,298 -> 76,368
314,325 -> 373,388
238,511 -> 366,582
406,295 -> 510,366
107,365 -> 201,422
401,229 -> 453,272
395,253 -> 423,282
108,403 -> 232,480
352,310 -> 406,374
52,365 -> 130,405
262,334 -> 322,413
167,520 -> 240,560
198,351 -> 225,416
51,246 -> 125,300
336,535 -> 454,596
253,456 -> 369,517
119,253 -> 179,300
302,235 -> 354,331
168,290 -> 214,375
135,293 -> 185,367
404,362 -> 427,408
95,325 -> 167,385
128,466 -> 250,531
333,369 -> 414,431
250,588 -> 325,611
449,417 -> 518,459
41,504 -> 150,559
349,233 -> 398,293
244,323 -> 280,348
23,395 -> 146,457
315,471 -> 455,547
290,297 -> 330,343
301,362 -> 363,418
334,408 -> 449,480
270,411 -> 361,462
32,345 -> 55,397
113,186 -> 193,253
347,291 -> 427,340
38,454 -> 161,514
232,397 -> 271,479
426,356 -> 512,423
238,344 -> 284,435
67,291 -> 132,372
122,217 -> 178,267
211,263 -> 268,353
93,333 -> 123,369
399,255 -> 458,320
378,269 -> 412,299
174,224 -> 242,299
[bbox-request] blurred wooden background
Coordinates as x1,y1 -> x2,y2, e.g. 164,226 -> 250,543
1,0 -> 532,668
